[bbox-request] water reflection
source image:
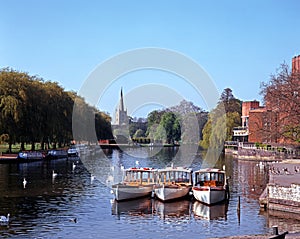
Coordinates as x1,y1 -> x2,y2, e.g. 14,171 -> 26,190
153,199 -> 192,219
193,201 -> 228,220
111,198 -> 152,217
0,148 -> 299,238
112,197 -> 229,222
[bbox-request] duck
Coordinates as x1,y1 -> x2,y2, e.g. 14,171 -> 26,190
69,217 -> 77,223
91,174 -> 96,182
23,178 -> 27,188
0,213 -> 10,223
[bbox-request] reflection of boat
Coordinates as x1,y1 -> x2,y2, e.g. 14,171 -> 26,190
154,166 -> 192,201
112,167 -> 157,201
193,201 -> 228,220
192,168 -> 229,205
111,197 -> 152,216
153,199 -> 191,218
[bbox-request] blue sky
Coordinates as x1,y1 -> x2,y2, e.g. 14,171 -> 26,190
1,0 -> 300,118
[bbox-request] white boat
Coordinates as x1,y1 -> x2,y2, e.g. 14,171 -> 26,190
192,168 -> 229,205
112,167 -> 157,201
67,147 -> 78,157
154,166 -> 193,201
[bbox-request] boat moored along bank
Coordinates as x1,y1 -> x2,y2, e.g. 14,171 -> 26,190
154,166 -> 193,201
192,167 -> 229,205
111,167 -> 157,201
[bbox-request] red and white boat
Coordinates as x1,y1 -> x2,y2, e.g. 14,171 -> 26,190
154,166 -> 193,201
112,167 -> 157,201
192,168 -> 229,205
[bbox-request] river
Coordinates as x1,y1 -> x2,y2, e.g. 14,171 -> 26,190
0,146 -> 299,238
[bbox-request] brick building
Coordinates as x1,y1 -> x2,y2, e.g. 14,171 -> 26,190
292,55 -> 300,73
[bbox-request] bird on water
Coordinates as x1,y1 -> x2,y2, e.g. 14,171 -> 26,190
52,170 -> 57,178
0,213 -> 10,223
23,178 -> 27,188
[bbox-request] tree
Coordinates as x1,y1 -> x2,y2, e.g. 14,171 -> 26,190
129,117 -> 147,139
0,68 -> 113,151
133,129 -> 145,138
168,100 -> 208,144
159,112 -> 181,144
200,88 -> 241,149
260,64 -> 300,143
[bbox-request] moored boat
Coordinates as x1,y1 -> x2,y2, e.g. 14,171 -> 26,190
154,166 -> 193,201
45,149 -> 68,160
17,151 -> 45,162
192,167 -> 229,205
0,151 -> 45,163
67,147 -> 79,157
111,167 -> 157,201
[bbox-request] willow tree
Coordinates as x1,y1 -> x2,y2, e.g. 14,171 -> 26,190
200,88 -> 241,149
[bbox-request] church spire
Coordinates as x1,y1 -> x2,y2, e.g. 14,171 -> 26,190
119,87 -> 124,111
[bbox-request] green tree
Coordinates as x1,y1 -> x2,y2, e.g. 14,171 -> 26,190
160,112 -> 181,144
133,129 -> 145,138
0,68 -> 113,151
200,88 -> 241,149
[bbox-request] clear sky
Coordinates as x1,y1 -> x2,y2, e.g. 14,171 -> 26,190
1,0 -> 299,118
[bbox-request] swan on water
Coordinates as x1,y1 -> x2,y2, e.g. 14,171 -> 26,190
23,178 -> 27,188
0,213 -> 10,223
52,170 -> 57,178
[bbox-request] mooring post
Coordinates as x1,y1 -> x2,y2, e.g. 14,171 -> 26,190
272,225 -> 278,235
237,196 -> 240,211
237,196 -> 241,224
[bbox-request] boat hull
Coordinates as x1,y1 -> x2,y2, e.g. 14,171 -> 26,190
192,186 -> 227,205
154,185 -> 191,201
45,150 -> 68,160
112,184 -> 154,201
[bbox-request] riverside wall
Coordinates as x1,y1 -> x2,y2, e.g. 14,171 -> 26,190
224,142 -> 300,161
267,183 -> 300,214
259,160 -> 300,215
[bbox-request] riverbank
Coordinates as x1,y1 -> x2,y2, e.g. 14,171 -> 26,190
210,232 -> 300,238
225,142 -> 300,161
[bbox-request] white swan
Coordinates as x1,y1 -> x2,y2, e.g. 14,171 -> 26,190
52,170 -> 57,178
72,163 -> 76,171
0,213 -> 10,223
23,178 -> 27,188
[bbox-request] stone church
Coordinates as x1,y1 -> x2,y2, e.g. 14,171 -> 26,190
114,88 -> 129,126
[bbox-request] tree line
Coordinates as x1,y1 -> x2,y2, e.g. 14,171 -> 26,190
0,68 -> 112,152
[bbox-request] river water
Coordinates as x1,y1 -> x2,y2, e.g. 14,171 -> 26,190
0,146 -> 299,238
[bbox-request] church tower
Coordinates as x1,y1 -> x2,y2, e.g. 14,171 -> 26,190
115,88 -> 128,125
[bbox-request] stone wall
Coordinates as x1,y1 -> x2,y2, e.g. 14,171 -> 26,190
268,183 -> 300,214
